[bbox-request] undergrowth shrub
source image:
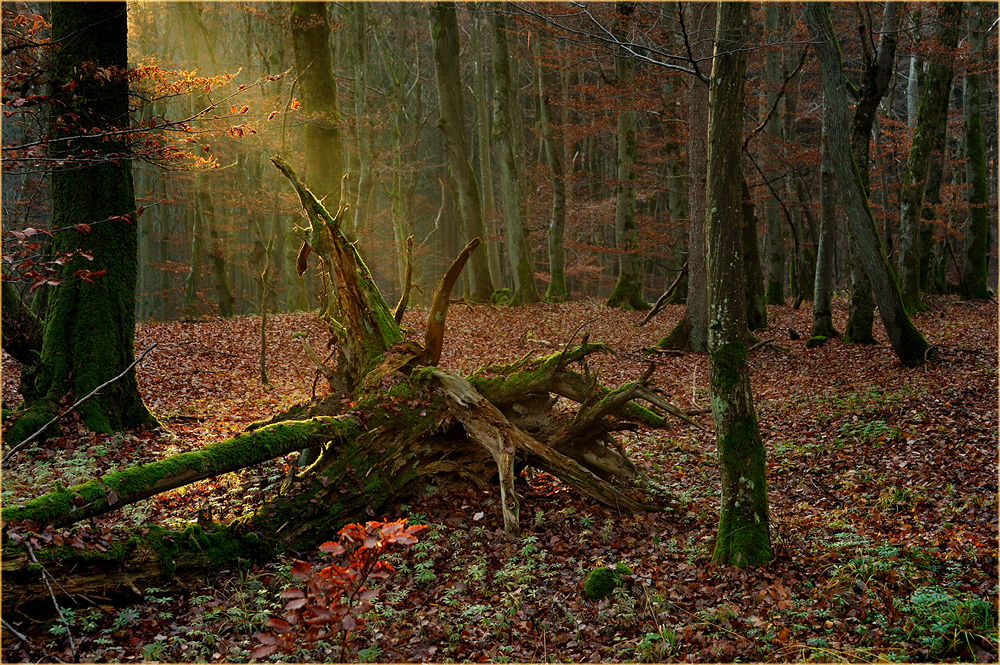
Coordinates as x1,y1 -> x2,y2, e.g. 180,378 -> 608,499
252,519 -> 426,661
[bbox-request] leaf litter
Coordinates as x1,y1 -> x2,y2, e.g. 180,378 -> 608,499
1,295 -> 996,662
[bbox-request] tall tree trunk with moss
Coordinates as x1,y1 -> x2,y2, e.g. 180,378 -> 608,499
605,2 -> 648,311
291,2 -> 344,203
429,3 -> 494,302
658,2 -> 713,351
919,85 -> 953,294
844,0 -> 899,345
805,2 -> 929,367
897,2 -> 962,313
3,2 -> 158,446
491,7 -> 539,305
763,4 -> 785,306
961,3 -> 991,300
706,1 -> 771,569
536,32 -> 568,302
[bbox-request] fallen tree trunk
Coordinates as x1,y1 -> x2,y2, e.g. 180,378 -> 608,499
2,158 -> 698,606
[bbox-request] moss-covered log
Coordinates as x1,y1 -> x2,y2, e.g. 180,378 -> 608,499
2,523 -> 272,610
2,416 -> 360,528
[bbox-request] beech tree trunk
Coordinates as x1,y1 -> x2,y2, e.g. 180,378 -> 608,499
658,2 -> 713,351
897,2 -> 962,313
805,2 -> 929,367
4,2 -> 157,447
491,7 -> 540,305
961,3 -> 991,300
606,2 -> 649,311
470,6 -> 504,290
429,3 -> 494,302
812,101 -> 839,341
537,31 -> 568,302
763,4 -> 786,307
351,2 -> 375,236
291,1 -> 343,203
706,1 -> 771,568
844,0 -> 899,345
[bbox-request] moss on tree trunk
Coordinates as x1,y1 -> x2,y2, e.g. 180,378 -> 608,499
705,3 -> 772,568
5,2 -> 157,447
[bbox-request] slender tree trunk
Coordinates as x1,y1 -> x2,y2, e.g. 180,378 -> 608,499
291,2 -> 343,203
706,1 -> 771,569
961,3 -> 991,300
351,2 -> 375,236
182,206 -> 205,318
658,2 -> 713,351
919,85 -> 952,293
897,2 -> 962,313
844,0 -> 900,344
606,2 -> 648,310
805,2 -> 929,366
780,5 -> 813,306
490,6 -> 539,304
812,103 -> 839,341
741,178 -> 768,332
4,2 -> 157,445
536,32 -> 568,302
470,7 -> 504,289
763,5 -> 785,306
429,2 -> 494,302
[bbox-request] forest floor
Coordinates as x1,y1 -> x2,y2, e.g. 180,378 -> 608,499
2,295 -> 997,663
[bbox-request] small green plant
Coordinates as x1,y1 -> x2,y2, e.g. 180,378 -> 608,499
903,586 -> 998,659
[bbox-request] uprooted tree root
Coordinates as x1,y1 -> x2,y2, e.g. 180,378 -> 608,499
1,158 -> 697,606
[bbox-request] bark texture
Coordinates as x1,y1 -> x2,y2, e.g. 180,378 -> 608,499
897,2 -> 962,313
429,3 -> 494,302
605,2 -> 648,311
961,3 -> 991,300
706,2 -> 771,568
491,8 -> 540,305
5,2 -> 157,446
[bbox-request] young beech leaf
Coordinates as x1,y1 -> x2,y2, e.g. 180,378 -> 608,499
266,618 -> 293,634
249,644 -> 278,659
284,598 -> 307,611
290,559 -> 312,580
319,541 -> 344,555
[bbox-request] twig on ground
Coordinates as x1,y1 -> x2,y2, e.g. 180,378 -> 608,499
1,617 -> 65,663
25,544 -> 76,659
2,344 -> 158,467
748,338 -> 777,352
810,476 -> 842,507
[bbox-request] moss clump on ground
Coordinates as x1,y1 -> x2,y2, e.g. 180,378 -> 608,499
805,335 -> 829,349
582,566 -> 619,601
